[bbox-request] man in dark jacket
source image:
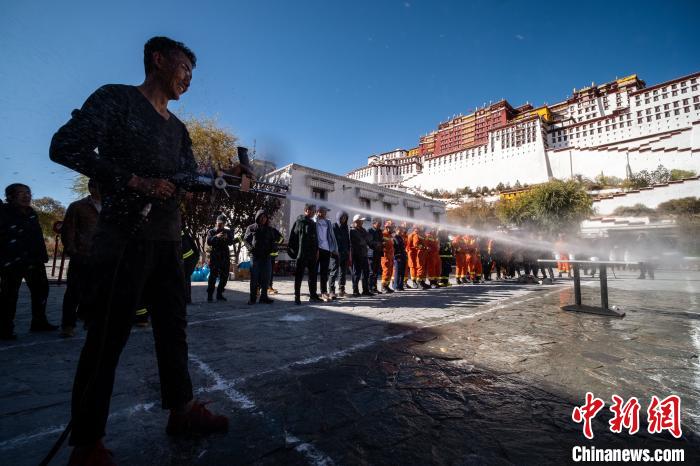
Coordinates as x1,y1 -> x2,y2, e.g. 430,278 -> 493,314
367,218 -> 384,293
0,183 -> 57,339
288,204 -> 320,305
329,210 -> 350,298
393,223 -> 408,291
349,214 -> 373,297
49,37 -> 228,461
60,178 -> 101,337
207,214 -> 235,302
244,209 -> 280,305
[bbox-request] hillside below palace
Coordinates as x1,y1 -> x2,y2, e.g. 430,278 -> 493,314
347,72 -> 700,192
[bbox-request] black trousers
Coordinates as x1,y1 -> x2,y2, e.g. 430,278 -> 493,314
317,249 -> 331,294
440,259 -> 452,286
294,255 -> 318,298
207,257 -> 230,297
250,256 -> 271,302
329,252 -> 348,292
393,256 -> 406,290
481,255 -> 492,280
269,255 -> 277,288
0,263 -> 49,334
62,255 -> 89,328
69,235 -> 192,446
368,255 -> 381,291
351,253 -> 369,293
183,255 -> 198,303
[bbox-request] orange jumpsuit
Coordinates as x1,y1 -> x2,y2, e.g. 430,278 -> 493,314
555,241 -> 570,273
381,230 -> 394,287
411,232 -> 428,280
452,236 -> 467,280
426,234 -> 441,282
466,236 -> 482,280
406,231 -> 418,280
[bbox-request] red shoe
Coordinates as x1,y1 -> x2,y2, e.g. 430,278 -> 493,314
166,400 -> 229,436
67,440 -> 116,466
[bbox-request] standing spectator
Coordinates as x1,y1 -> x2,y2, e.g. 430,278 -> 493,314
60,178 -> 101,337
288,204 -> 320,305
267,222 -> 283,296
329,210 -> 350,298
392,223 -> 407,291
367,218 -> 383,293
634,233 -> 655,280
314,206 -> 338,302
350,214 -> 373,297
0,183 -> 57,340
244,210 -> 280,305
206,214 -> 234,302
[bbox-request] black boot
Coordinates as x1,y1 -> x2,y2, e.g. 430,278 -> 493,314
207,292 -> 214,302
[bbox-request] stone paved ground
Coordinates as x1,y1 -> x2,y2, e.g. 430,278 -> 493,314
1,269 -> 699,464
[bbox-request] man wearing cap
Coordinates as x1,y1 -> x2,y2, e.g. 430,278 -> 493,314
206,214 -> 235,302
349,214 -> 373,296
367,218 -> 384,294
314,206 -> 338,302
288,204 -> 321,304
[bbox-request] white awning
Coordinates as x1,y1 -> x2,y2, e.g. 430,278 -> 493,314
357,189 -> 380,201
305,176 -> 336,191
382,195 -> 400,205
403,199 -> 421,209
430,205 -> 446,214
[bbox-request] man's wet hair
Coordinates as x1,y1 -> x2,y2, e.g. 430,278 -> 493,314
5,183 -> 30,200
144,36 -> 197,75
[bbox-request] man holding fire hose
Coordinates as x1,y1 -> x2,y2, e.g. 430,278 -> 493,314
49,37 -> 234,465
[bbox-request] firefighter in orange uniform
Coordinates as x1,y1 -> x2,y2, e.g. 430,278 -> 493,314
452,234 -> 468,284
411,226 -> 430,289
406,225 -> 418,288
424,229 -> 440,288
466,235 -> 483,283
380,221 -> 395,293
555,233 -> 571,278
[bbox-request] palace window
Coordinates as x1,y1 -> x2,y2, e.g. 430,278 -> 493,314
311,187 -> 328,200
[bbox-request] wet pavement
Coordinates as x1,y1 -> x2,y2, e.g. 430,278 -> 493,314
1,269 -> 699,464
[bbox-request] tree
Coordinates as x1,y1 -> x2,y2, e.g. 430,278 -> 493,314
71,174 -> 90,198
657,197 -> 700,216
179,115 -> 281,262
612,203 -> 657,218
447,199 -> 499,229
496,180 -> 592,235
495,182 -> 505,192
657,197 -> 700,255
670,169 -> 697,181
32,197 -> 66,238
514,180 -> 522,189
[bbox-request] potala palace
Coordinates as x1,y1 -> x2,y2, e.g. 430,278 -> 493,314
347,72 -> 700,192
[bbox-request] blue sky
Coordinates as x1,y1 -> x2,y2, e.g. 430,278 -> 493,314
1,0 -> 698,205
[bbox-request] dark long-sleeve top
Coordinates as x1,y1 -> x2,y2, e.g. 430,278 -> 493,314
207,227 -> 235,261
0,204 -> 48,269
350,226 -> 371,259
61,196 -> 99,257
49,84 -> 198,241
393,233 -> 407,259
